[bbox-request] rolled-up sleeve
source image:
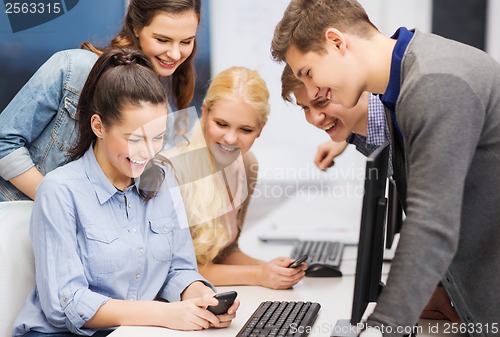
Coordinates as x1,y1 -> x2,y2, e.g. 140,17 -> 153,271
0,147 -> 34,180
0,51 -> 67,179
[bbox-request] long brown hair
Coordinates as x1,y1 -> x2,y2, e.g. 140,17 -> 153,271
70,46 -> 168,200
82,0 -> 201,110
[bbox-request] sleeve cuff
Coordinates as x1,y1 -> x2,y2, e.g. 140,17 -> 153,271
63,288 -> 110,335
0,147 -> 35,180
161,271 -> 215,302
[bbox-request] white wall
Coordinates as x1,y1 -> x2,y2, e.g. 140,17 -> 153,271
486,0 -> 500,62
209,0 -> 432,183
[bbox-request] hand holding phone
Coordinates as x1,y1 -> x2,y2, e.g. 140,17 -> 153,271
288,254 -> 308,268
207,291 -> 238,315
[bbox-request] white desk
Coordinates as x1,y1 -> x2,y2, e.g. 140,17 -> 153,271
109,190 -> 465,337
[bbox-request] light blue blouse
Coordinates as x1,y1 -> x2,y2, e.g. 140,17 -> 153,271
13,146 -> 211,336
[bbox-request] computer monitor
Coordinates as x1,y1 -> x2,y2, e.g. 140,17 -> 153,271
385,177 -> 403,249
332,142 -> 390,337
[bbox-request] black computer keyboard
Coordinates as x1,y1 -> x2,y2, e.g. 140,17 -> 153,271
236,301 -> 321,337
291,240 -> 344,277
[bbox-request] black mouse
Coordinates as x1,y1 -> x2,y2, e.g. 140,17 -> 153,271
306,263 -> 342,277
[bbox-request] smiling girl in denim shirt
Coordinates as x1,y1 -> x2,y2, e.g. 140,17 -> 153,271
0,0 -> 201,201
12,46 -> 239,337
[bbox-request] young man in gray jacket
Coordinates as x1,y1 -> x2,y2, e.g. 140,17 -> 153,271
271,1 -> 500,336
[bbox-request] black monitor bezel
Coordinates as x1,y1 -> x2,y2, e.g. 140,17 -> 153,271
350,142 -> 390,325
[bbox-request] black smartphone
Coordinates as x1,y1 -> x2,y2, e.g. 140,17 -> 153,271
207,291 -> 238,315
288,254 -> 308,268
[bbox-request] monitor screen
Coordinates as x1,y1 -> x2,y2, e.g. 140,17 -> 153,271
350,142 -> 390,325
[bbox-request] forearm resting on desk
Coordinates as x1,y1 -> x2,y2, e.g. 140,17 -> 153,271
9,166 -> 44,200
199,251 -> 305,289
84,296 -> 220,330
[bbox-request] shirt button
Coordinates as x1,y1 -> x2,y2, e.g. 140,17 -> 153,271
61,296 -> 67,303
139,248 -> 144,254
128,204 -> 132,208
136,273 -> 141,279
163,227 -> 168,232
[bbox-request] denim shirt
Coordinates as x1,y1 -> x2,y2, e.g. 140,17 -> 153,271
13,146 -> 211,336
0,49 -> 98,201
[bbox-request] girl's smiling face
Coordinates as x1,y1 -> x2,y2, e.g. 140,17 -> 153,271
136,10 -> 198,77
203,98 -> 264,167
92,102 -> 167,190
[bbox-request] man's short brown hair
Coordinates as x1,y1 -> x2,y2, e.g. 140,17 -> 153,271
281,64 -> 304,103
271,0 -> 377,63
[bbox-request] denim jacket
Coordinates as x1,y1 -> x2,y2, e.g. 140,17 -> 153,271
0,49 -> 98,201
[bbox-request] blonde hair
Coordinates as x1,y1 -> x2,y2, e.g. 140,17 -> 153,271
204,66 -> 270,124
178,127 -> 233,266
186,66 -> 270,265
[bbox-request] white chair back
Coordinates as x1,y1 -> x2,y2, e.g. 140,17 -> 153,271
0,200 -> 35,337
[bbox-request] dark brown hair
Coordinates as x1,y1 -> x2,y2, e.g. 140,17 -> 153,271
70,46 -> 168,200
280,64 -> 304,103
271,0 -> 377,63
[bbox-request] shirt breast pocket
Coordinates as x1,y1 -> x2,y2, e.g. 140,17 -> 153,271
85,226 -> 127,274
148,216 -> 175,262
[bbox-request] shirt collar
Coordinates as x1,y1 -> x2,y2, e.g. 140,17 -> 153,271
81,146 -> 139,204
379,27 -> 414,112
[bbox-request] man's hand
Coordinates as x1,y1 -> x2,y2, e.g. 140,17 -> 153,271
421,285 -> 461,323
314,140 -> 348,171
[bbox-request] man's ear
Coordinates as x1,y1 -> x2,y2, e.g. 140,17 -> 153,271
90,114 -> 104,138
325,28 -> 347,54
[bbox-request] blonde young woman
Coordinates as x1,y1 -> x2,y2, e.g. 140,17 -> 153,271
166,67 -> 307,290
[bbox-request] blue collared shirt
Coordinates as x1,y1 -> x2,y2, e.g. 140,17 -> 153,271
348,94 -> 393,175
13,146 -> 211,336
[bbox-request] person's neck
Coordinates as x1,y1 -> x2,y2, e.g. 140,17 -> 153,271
362,34 -> 397,95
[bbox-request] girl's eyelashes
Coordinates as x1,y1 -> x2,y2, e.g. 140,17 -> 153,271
214,120 -> 254,133
155,38 -> 194,45
128,134 -> 164,144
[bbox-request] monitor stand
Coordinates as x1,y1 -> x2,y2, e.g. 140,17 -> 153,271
331,319 -> 362,337
332,320 -> 418,337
